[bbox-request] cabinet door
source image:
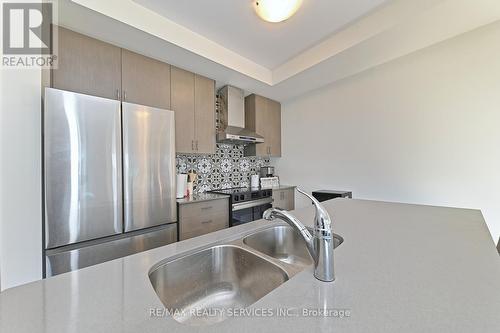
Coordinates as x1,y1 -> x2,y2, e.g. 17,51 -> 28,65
245,94 -> 281,157
52,27 -> 121,100
273,189 -> 295,210
171,67 -> 195,153
121,50 -> 171,109
267,99 -> 282,157
255,95 -> 271,156
272,190 -> 285,209
284,188 -> 295,210
245,94 -> 269,157
194,74 -> 216,154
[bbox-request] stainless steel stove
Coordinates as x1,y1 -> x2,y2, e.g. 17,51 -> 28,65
209,187 -> 273,227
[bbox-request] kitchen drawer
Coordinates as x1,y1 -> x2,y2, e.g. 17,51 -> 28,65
179,199 -> 229,240
179,199 -> 228,219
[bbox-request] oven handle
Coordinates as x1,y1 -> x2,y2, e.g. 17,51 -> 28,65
232,198 -> 274,211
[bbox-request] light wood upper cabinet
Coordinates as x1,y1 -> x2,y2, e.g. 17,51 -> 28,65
194,74 -> 216,154
121,50 -> 171,109
52,27 -> 121,100
244,94 -> 282,157
253,95 -> 269,156
171,66 -> 195,153
267,98 -> 282,157
171,67 -> 216,154
53,27 -> 216,155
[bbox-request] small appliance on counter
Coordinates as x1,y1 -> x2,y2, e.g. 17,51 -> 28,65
260,176 -> 280,188
209,187 -> 273,227
260,166 -> 275,178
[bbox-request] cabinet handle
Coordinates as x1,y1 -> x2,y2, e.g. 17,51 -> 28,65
201,220 -> 213,224
196,140 -> 199,151
191,140 -> 194,150
201,206 -> 213,210
116,89 -> 121,100
123,90 -> 127,101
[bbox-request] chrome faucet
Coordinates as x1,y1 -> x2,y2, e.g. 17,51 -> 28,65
263,188 -> 335,282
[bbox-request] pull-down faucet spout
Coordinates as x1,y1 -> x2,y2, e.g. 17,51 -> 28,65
263,188 -> 335,282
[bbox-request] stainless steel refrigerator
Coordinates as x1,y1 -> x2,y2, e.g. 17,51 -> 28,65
44,88 -> 177,276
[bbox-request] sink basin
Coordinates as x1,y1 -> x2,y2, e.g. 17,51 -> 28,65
148,245 -> 288,326
243,225 -> 343,266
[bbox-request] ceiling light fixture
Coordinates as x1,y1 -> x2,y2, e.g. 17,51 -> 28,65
253,0 -> 303,23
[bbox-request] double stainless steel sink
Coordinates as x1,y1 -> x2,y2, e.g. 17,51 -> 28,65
148,224 -> 343,326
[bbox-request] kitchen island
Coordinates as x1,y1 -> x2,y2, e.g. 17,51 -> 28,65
1,199 -> 499,332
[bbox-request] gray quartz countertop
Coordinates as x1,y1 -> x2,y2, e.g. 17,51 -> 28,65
2,199 -> 500,332
269,184 -> 296,190
176,192 -> 229,204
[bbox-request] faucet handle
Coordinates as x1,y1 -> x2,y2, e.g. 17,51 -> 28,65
296,187 -> 332,234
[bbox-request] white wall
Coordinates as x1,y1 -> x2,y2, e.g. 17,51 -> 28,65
0,67 -> 43,290
276,21 -> 500,241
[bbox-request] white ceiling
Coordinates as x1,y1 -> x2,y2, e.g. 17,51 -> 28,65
133,0 -> 389,69
62,0 -> 500,101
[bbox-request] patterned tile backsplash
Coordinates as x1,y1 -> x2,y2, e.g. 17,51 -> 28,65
176,143 -> 270,193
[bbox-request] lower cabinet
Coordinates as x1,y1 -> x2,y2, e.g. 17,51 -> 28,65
272,188 -> 295,211
178,198 -> 229,241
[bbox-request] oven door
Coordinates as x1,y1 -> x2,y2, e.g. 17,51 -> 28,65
231,198 -> 273,227
253,201 -> 273,220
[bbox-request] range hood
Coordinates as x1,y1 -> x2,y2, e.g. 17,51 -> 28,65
216,85 -> 264,144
